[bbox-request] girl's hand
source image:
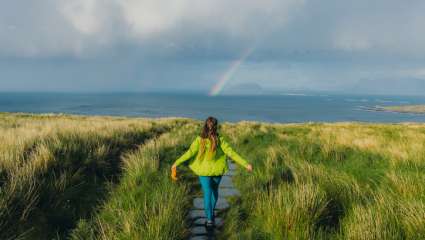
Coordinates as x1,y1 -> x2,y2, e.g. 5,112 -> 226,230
246,164 -> 253,172
171,164 -> 178,181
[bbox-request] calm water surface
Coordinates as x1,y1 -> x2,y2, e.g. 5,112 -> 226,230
1,92 -> 425,123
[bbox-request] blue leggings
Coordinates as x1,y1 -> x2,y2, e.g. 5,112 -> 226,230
199,176 -> 222,221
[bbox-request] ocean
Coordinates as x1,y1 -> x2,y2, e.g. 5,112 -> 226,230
1,92 -> 425,123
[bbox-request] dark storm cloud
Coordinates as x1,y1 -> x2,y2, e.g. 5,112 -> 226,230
1,0 -> 425,94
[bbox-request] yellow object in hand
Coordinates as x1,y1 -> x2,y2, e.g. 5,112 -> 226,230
171,165 -> 178,181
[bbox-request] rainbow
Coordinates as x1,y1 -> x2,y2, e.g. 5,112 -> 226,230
209,47 -> 254,96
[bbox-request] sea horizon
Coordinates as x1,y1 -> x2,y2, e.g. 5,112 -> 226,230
1,91 -> 425,123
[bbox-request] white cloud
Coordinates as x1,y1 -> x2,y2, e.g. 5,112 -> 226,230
61,0 -> 103,35
0,0 -> 304,57
330,1 -> 425,56
1,0 -> 425,59
118,1 -> 185,38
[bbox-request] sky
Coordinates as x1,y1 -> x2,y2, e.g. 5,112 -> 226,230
1,0 -> 425,95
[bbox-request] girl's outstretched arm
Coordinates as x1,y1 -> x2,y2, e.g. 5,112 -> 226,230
173,136 -> 200,167
220,136 -> 252,171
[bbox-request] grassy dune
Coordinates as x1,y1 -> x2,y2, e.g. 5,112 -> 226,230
70,121 -> 202,240
0,113 -> 191,239
219,122 -> 425,239
1,113 -> 424,239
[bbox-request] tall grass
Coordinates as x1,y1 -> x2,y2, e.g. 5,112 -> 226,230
70,121 -> 201,240
219,122 -> 425,240
0,113 -> 186,239
2,114 -> 425,240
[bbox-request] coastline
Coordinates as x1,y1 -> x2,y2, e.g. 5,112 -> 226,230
1,112 -> 425,126
361,105 -> 425,115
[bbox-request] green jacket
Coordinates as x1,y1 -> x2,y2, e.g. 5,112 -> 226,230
173,135 -> 249,176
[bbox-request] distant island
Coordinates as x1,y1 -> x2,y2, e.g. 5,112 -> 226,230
369,105 -> 425,114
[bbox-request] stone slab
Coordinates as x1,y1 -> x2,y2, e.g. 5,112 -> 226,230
219,188 -> 240,197
189,236 -> 208,240
192,217 -> 224,228
190,235 -> 215,240
193,198 -> 229,210
219,176 -> 233,188
189,209 -> 218,219
224,170 -> 236,176
191,226 -> 208,235
228,163 -> 237,170
190,227 -> 219,237
189,209 -> 207,219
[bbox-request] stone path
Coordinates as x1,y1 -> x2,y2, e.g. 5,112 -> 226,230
188,162 -> 240,240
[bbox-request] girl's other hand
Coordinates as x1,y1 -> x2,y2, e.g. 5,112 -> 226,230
246,164 -> 253,172
171,164 -> 178,181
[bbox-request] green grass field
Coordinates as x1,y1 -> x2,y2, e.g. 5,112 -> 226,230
1,113 -> 424,239
219,122 -> 425,240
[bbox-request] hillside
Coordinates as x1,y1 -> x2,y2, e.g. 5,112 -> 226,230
0,113 -> 424,239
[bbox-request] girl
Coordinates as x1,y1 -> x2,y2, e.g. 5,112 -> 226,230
171,116 -> 253,228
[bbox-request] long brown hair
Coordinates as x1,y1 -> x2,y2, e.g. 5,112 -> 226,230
199,116 -> 219,159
